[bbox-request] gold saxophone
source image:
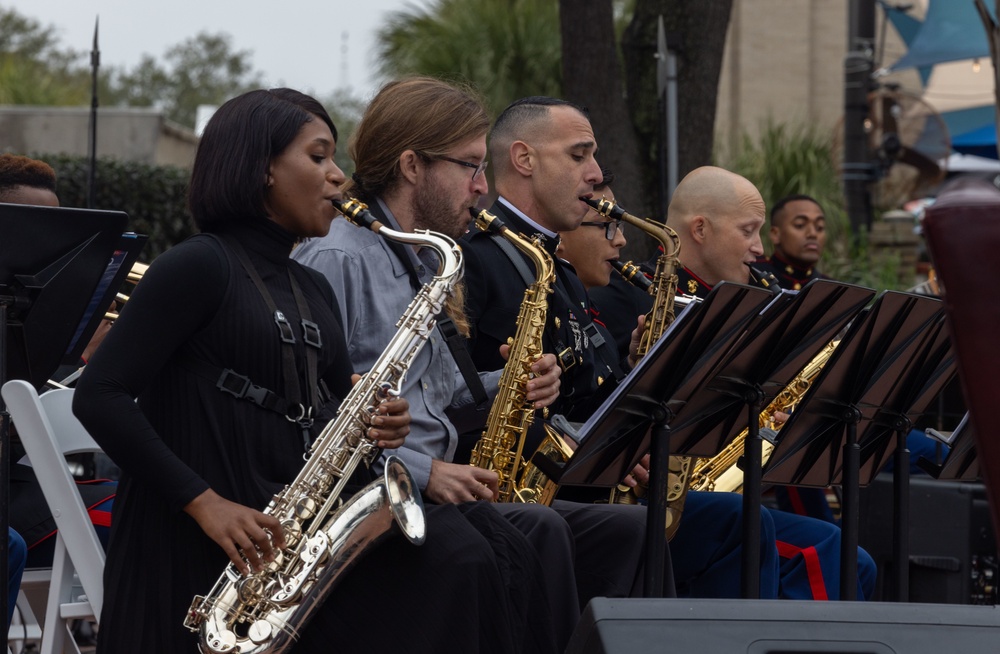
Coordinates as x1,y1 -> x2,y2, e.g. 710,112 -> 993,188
184,199 -> 463,653
580,197 -> 689,538
689,339 -> 840,493
467,209 -> 576,505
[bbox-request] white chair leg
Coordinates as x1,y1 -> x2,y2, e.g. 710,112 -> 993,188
8,589 -> 44,654
39,540 -> 73,654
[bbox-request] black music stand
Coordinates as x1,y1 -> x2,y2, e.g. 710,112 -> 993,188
543,282 -> 774,598
0,203 -> 129,641
852,312 -> 955,601
762,290 -> 943,600
62,232 -> 147,368
921,412 -> 979,482
666,278 -> 875,597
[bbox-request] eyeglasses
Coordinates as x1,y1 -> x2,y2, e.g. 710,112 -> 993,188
579,219 -> 623,241
421,153 -> 490,181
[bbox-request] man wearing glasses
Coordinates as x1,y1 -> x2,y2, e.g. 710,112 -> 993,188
294,79 -> 652,650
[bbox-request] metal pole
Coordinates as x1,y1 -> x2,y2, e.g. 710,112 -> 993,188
844,0 -> 877,236
87,17 -> 100,210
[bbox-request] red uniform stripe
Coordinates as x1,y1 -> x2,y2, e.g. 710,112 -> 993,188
776,540 -> 829,601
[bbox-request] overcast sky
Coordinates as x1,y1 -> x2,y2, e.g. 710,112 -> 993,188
7,0 -> 420,102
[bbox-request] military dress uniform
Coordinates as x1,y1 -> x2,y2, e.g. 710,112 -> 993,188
588,253 -> 877,600
461,201 -> 784,599
755,252 -> 825,291
462,199 -> 620,421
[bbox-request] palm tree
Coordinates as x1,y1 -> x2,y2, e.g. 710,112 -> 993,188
376,0 -> 562,116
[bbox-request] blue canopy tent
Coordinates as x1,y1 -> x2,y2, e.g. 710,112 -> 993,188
952,122 -> 998,158
890,0 -> 998,159
879,0 -> 932,83
889,0 -> 993,71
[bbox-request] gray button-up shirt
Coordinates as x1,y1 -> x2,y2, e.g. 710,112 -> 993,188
292,200 -> 500,491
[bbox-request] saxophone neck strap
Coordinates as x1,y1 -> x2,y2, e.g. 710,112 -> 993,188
386,230 -> 488,407
176,354 -> 333,423
438,313 -> 489,407
489,233 -> 625,384
220,235 -> 321,449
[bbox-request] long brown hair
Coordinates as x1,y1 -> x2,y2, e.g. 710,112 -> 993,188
346,76 -> 490,204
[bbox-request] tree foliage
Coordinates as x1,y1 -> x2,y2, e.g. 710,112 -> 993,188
105,32 -> 266,128
0,8 -> 89,105
376,0 -> 562,116
44,154 -> 195,260
0,7 -> 270,129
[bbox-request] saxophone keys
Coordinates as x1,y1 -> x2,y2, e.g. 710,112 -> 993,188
248,620 -> 273,644
295,497 -> 318,520
206,629 -> 237,652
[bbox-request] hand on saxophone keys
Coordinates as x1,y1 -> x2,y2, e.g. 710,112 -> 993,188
627,314 -> 647,369
620,453 -> 651,489
183,488 -> 287,576
498,346 -> 562,409
350,372 -> 411,449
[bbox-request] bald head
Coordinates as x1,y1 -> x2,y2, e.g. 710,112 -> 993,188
666,166 -> 765,286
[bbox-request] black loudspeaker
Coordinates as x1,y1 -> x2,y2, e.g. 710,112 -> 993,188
567,598 -> 1000,653
858,473 -> 998,604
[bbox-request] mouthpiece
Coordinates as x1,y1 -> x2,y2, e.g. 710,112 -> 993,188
335,198 -> 385,232
580,196 -> 625,220
470,207 -> 506,236
612,259 -> 652,291
748,265 -> 782,295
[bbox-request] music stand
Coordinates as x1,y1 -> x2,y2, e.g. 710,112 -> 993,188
853,309 -> 953,601
921,412 -> 979,482
62,232 -> 147,367
761,290 -> 943,600
543,282 -> 774,597
0,203 -> 128,639
665,278 -> 875,596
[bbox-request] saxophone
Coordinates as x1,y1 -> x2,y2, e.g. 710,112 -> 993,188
467,209 -> 575,505
580,197 -> 691,538
689,339 -> 840,493
184,199 -> 462,654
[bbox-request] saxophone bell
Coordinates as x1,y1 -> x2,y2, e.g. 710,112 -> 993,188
186,457 -> 424,654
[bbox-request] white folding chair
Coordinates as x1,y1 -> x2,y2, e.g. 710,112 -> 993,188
8,575 -> 48,653
2,380 -> 105,654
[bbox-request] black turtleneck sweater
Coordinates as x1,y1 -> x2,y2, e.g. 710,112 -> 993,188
73,218 -> 353,651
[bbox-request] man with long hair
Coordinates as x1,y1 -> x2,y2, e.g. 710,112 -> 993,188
294,77 -> 651,648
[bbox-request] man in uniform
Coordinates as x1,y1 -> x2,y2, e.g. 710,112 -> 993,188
461,98 -> 784,600
592,165 -> 876,600
756,194 -> 827,290
293,78 -> 653,649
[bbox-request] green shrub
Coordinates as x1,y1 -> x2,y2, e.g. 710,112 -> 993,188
722,121 -> 905,290
40,154 -> 195,261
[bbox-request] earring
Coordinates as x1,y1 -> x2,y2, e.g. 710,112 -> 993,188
265,174 -> 274,188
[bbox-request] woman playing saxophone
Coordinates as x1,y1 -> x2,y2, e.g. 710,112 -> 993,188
72,87 -> 551,653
